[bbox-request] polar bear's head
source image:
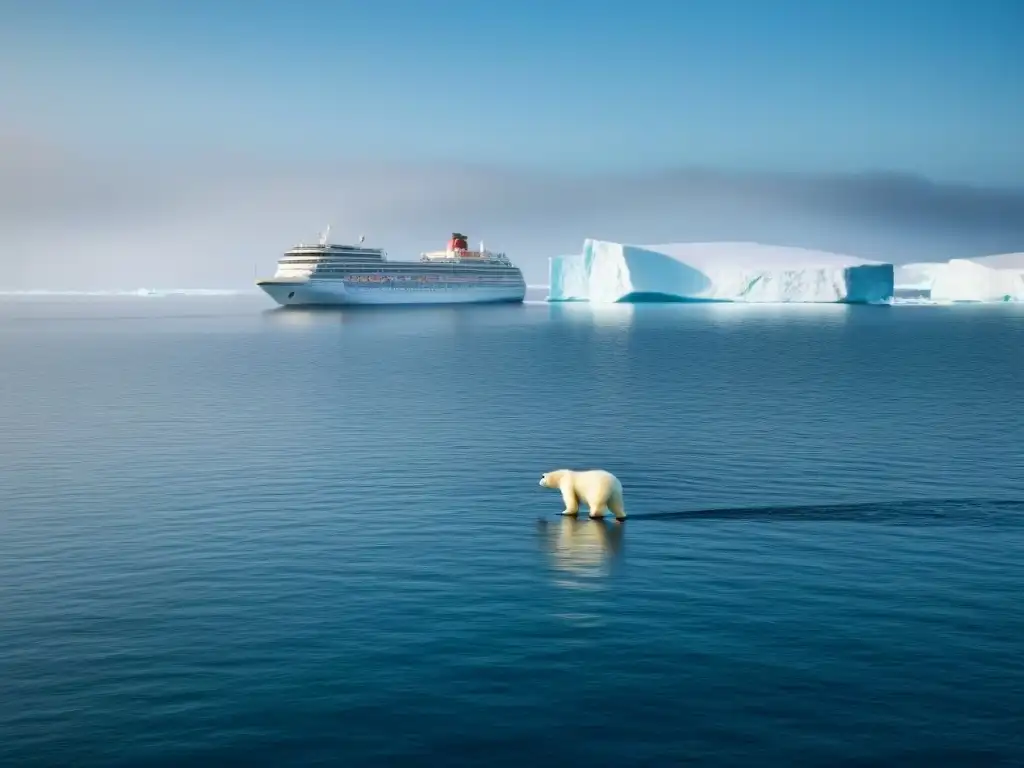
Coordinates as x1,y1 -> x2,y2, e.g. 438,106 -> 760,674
539,470 -> 569,488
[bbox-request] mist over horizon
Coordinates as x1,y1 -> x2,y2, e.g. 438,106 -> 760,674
3,135 -> 1024,291
2,0 -> 1022,291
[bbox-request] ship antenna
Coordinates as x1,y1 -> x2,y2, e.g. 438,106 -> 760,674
359,234 -> 365,244
319,225 -> 330,246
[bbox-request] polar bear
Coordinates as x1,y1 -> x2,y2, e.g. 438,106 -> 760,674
538,469 -> 627,521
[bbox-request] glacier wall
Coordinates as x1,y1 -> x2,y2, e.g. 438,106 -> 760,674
894,253 -> 1024,303
548,240 -> 895,304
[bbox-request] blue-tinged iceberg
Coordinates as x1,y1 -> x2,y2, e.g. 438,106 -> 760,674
548,240 -> 895,304
895,253 -> 1024,303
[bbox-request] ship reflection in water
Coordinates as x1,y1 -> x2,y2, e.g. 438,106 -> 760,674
536,517 -> 625,585
260,303 -> 471,333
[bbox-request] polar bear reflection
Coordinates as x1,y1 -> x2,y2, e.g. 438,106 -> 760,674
537,517 -> 624,579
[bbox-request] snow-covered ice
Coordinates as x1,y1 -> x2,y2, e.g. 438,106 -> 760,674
894,253 -> 1024,303
548,240 -> 895,304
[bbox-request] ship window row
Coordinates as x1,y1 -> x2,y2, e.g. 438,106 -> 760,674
279,262 -> 520,274
284,263 -> 514,272
278,266 -> 520,278
281,257 -> 512,267
316,271 -> 522,280
281,259 -> 384,265
312,270 -> 521,279
287,250 -> 383,256
280,263 -> 521,275
306,265 -> 519,273
277,270 -> 521,280
282,256 -> 385,262
303,272 -> 521,279
345,281 -> 521,287
282,257 -> 509,264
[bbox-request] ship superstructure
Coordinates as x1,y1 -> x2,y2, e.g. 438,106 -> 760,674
257,230 -> 526,306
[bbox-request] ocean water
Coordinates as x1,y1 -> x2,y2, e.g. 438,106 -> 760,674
1,292 -> 1023,767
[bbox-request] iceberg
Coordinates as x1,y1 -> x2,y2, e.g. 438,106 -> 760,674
894,253 -> 1024,303
548,240 -> 894,304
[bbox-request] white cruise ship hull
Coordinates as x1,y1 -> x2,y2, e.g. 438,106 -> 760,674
258,278 -> 526,307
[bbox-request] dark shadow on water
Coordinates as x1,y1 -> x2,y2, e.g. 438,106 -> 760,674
627,497 -> 1024,525
544,294 -> 724,304
617,292 -> 729,304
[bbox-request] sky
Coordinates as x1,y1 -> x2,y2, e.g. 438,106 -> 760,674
2,0 -> 1023,289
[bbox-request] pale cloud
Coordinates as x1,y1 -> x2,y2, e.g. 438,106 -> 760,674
2,134 -> 1023,290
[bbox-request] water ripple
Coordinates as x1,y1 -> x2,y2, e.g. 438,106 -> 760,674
0,298 -> 1022,765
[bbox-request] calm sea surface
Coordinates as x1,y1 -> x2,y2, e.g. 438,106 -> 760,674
1,292 -> 1023,767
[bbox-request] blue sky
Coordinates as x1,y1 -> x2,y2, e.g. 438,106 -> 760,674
1,0 -> 1023,288
4,0 -> 1022,183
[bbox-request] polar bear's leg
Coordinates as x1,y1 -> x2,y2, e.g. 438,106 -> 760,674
587,500 -> 607,519
608,487 -> 627,521
559,480 -> 579,516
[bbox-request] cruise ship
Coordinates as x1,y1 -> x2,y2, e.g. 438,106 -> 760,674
256,230 -> 527,307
